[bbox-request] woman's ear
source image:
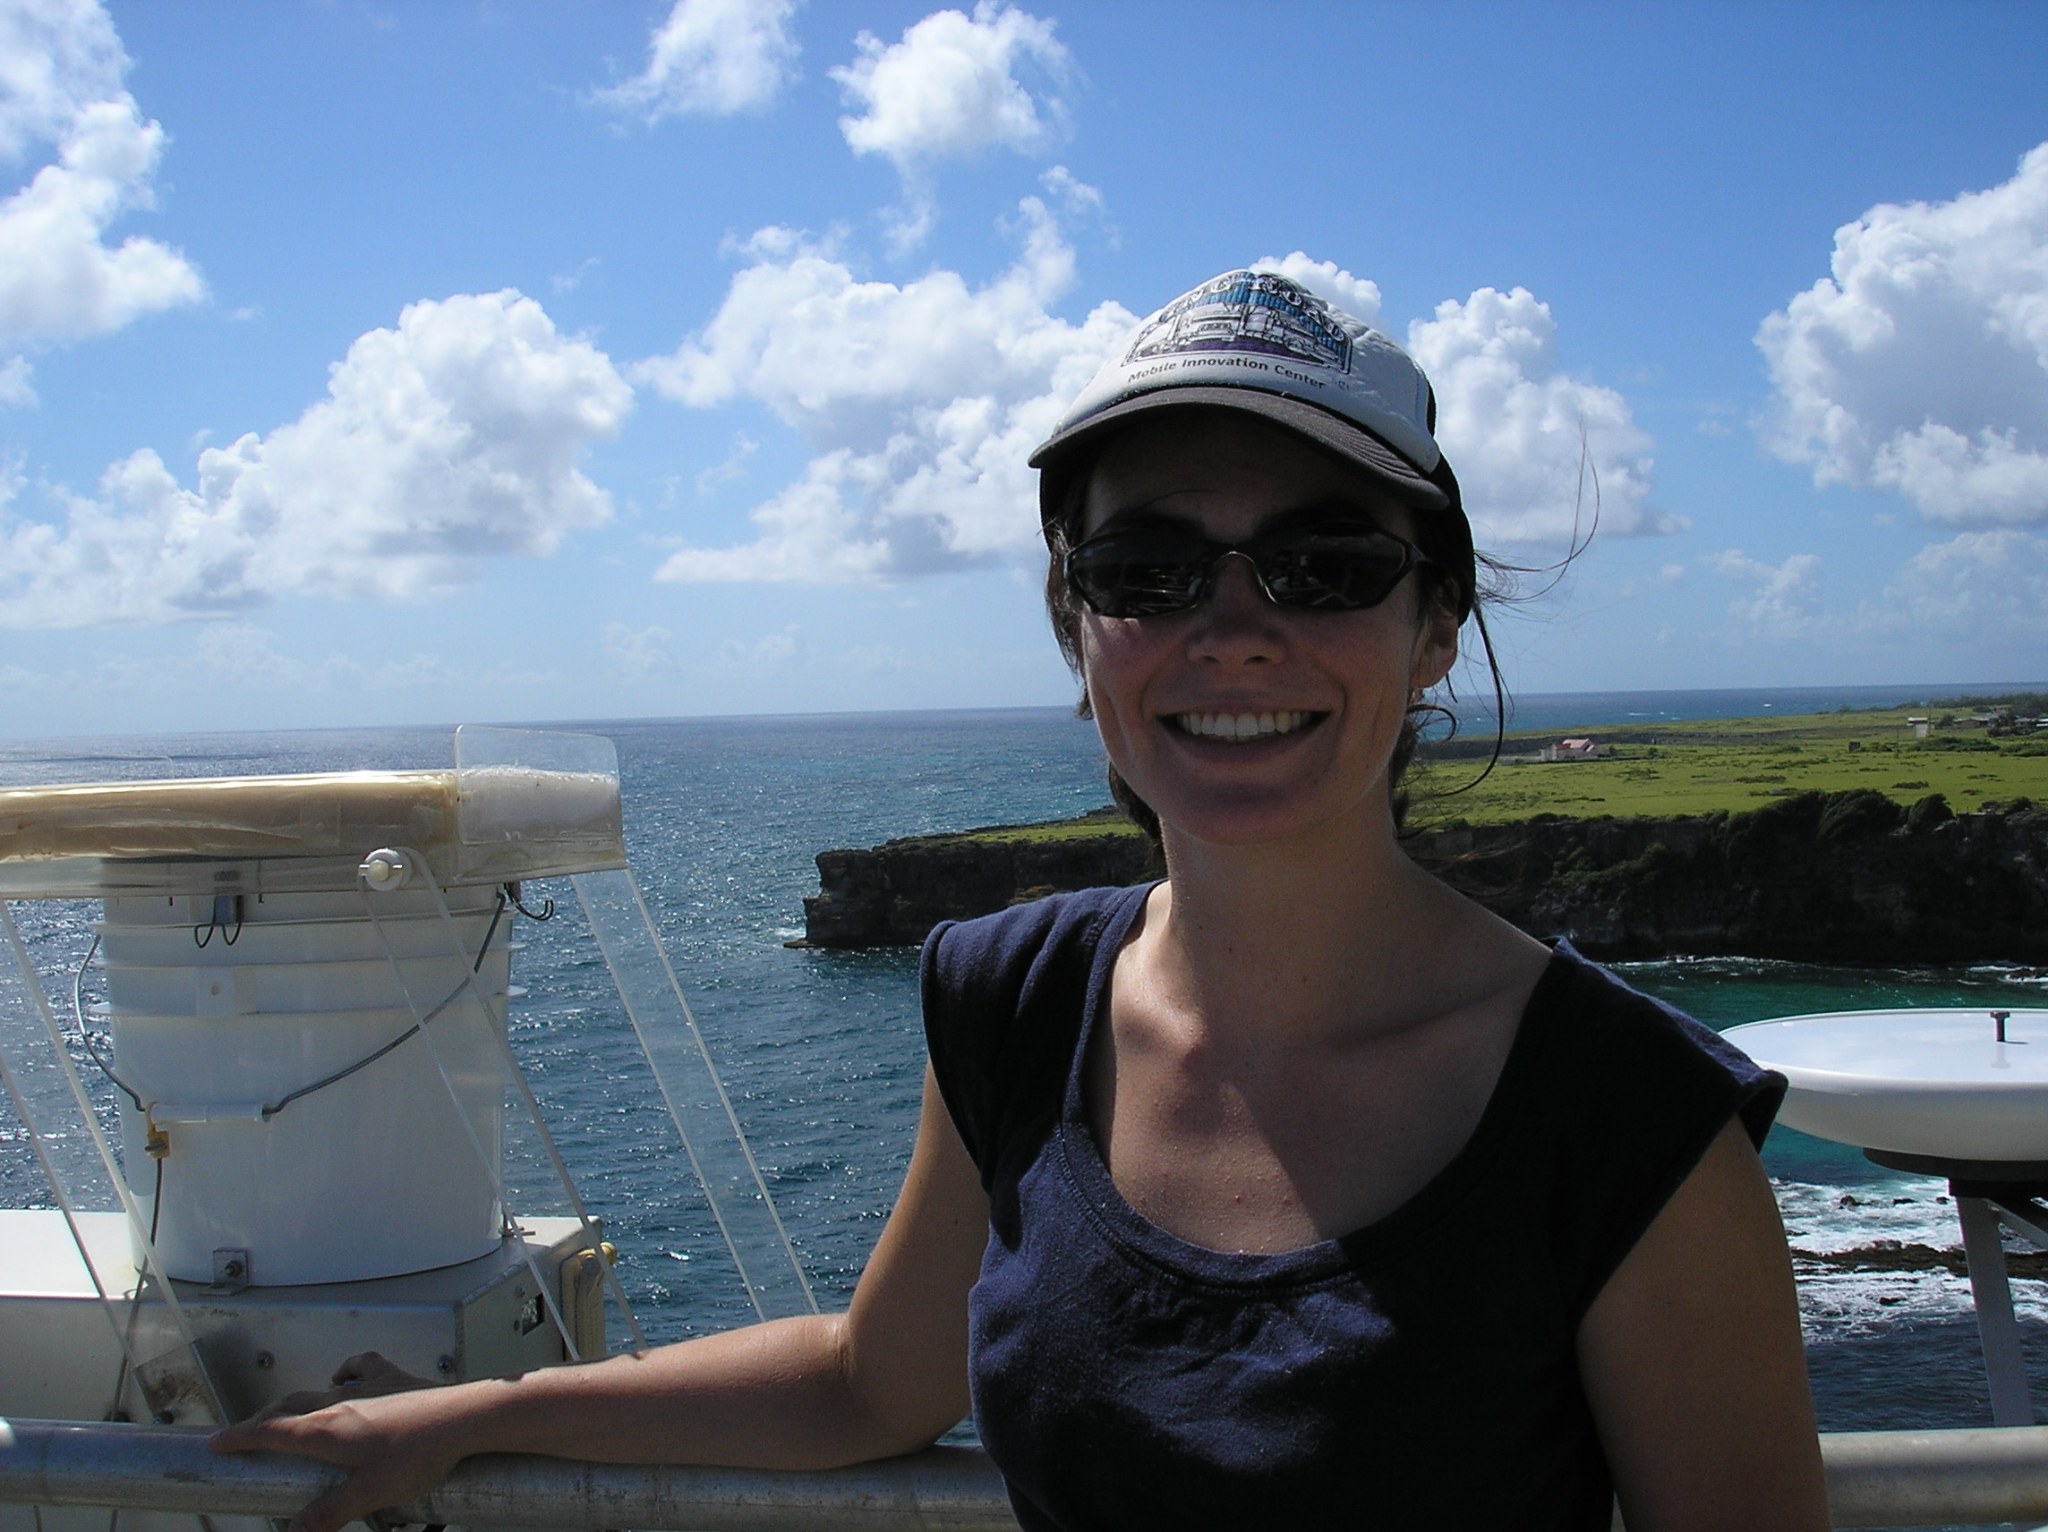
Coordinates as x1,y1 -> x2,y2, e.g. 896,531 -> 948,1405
1409,591 -> 1461,693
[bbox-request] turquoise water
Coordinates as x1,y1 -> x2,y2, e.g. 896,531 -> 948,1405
2,696 -> 2044,1440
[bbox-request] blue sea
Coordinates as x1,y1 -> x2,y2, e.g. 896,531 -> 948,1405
2,687 -> 2046,1445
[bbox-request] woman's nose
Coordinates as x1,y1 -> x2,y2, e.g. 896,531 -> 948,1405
1187,554 -> 1287,662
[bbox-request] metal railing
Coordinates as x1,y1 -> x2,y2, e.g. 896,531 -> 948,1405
9,1417 -> 2048,1530
1,1420 -> 1007,1532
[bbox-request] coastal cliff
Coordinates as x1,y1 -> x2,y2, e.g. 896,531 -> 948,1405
802,807 -> 1164,948
801,791 -> 2048,963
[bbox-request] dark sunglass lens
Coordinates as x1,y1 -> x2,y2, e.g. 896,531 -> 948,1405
1258,531 -> 1413,610
1067,534 -> 1209,616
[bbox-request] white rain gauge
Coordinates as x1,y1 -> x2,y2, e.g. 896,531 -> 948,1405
0,726 -> 813,1532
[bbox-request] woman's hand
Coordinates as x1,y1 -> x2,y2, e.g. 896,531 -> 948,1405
209,1353 -> 471,1532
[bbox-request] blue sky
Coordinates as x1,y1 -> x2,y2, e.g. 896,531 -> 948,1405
1,0 -> 2045,740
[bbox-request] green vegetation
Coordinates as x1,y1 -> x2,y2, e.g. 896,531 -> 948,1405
1409,702 -> 2047,828
913,805 -> 1140,846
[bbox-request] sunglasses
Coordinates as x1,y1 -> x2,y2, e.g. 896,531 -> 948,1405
1064,522 -> 1435,619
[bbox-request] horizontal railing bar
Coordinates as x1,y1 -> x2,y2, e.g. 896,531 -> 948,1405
0,1420 -> 1016,1532
10,1418 -> 2048,1529
1823,1425 -> 2048,1527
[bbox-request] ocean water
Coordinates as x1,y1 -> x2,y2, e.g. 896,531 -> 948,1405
2,693 -> 2045,1445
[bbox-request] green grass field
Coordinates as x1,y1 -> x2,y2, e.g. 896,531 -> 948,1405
916,806 -> 1136,847
944,700 -> 2048,844
1409,703 -> 2048,828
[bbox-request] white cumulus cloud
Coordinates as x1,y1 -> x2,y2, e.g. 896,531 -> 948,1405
603,621 -> 679,675
1757,141 -> 2048,526
0,0 -> 203,357
1873,529 -> 2048,638
641,245 -> 1670,585
1254,251 -> 1382,324
659,450 -> 892,584
639,196 -> 1132,583
0,0 -> 124,161
591,0 -> 799,123
1408,286 -> 1664,545
0,291 -> 631,628
714,623 -> 801,670
831,2 -> 1072,250
0,352 -> 31,405
1710,548 -> 1823,637
0,98 -> 204,347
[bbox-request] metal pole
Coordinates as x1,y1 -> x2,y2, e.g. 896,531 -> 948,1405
15,1418 -> 2048,1530
1957,1195 -> 2036,1427
0,1419 -> 1018,1532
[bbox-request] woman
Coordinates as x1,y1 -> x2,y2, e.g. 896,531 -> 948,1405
214,270 -> 1828,1531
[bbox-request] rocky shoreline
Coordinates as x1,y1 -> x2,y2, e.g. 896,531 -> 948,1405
800,791 -> 2048,964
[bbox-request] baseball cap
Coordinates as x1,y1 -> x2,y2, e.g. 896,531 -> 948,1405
1030,269 -> 1468,556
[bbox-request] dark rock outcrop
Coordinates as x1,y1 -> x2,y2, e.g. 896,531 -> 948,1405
800,792 -> 2048,963
1417,792 -> 2046,962
801,808 -> 1164,948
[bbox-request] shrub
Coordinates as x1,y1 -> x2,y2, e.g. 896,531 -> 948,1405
1905,793 -> 1954,831
1818,790 -> 1906,842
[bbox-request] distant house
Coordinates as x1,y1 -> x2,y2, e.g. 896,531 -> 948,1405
1907,716 -> 1930,739
1541,737 -> 1604,762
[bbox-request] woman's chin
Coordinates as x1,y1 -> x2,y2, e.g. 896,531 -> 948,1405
1154,785 -> 1394,857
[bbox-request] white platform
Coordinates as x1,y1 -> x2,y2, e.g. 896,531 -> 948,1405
1726,1008 -> 2048,1161
0,1207 -> 606,1532
0,1208 -> 605,1418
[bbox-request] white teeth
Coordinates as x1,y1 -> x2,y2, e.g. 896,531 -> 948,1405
1174,710 -> 1313,741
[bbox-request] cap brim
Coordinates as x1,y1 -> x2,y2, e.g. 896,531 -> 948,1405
1028,385 -> 1451,514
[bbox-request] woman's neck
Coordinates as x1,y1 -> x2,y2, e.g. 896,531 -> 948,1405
1144,803 -> 1488,1044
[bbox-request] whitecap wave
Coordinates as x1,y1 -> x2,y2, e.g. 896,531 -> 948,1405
1777,1177 -> 2048,1338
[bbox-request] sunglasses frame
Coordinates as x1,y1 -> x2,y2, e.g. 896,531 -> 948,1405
1063,521 -> 1436,619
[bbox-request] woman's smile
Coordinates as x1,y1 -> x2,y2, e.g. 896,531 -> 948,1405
1168,708 -> 1324,742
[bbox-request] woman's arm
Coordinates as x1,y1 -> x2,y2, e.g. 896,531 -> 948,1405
210,1067 -> 990,1532
1577,1117 -> 1829,1532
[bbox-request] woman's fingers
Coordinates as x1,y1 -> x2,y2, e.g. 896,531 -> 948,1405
209,1400 -> 461,1532
216,1381 -> 368,1434
212,1399 -> 321,1442
287,1471 -> 392,1532
210,1405 -> 347,1457
280,1458 -> 438,1532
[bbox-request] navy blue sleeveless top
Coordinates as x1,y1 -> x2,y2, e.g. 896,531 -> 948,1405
921,884 -> 1782,1532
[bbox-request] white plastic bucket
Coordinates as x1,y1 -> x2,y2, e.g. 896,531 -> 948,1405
104,950 -> 512,1016
103,887 -> 511,1285
99,891 -> 503,965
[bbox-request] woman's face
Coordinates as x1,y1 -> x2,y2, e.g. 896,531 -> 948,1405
1075,411 -> 1459,851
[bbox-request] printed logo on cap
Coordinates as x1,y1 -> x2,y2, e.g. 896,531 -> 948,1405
1126,271 -> 1353,374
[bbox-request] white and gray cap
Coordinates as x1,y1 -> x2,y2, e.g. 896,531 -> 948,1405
1030,270 -> 1471,598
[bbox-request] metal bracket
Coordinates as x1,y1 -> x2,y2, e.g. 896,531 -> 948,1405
211,1248 -> 251,1293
